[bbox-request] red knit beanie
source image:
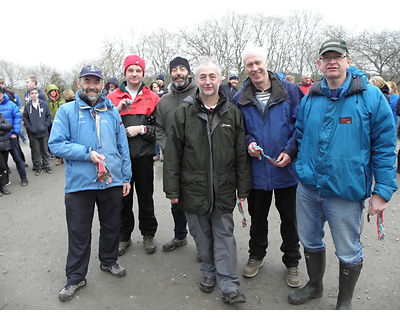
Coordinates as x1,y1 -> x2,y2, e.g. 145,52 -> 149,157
124,55 -> 145,75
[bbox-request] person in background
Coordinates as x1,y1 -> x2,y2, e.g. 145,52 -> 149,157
219,74 -> 239,100
232,44 -> 303,288
163,58 -> 252,304
0,86 -> 29,186
105,77 -> 119,95
156,74 -> 169,95
0,111 -> 12,195
49,65 -> 131,302
63,89 -> 76,103
298,74 -> 313,95
107,55 -> 160,255
23,87 -> 53,176
387,81 -> 399,128
46,84 -> 66,165
288,38 -> 397,310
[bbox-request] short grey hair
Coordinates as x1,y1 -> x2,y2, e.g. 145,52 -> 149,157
194,58 -> 222,79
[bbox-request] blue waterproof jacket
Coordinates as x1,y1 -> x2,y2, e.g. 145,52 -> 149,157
0,93 -> 22,137
232,71 -> 304,191
48,92 -> 132,193
295,68 -> 397,202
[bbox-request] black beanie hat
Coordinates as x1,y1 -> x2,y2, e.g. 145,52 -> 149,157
169,57 -> 191,74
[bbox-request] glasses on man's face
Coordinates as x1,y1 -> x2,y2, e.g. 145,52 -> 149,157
319,55 -> 348,62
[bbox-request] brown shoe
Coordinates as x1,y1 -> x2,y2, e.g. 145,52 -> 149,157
56,158 -> 64,166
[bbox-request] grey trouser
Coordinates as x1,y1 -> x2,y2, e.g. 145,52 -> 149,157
185,209 -> 240,294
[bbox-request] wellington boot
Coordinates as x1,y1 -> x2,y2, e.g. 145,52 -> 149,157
336,261 -> 363,310
288,249 -> 325,305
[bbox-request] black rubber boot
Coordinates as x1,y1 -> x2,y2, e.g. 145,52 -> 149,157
288,249 -> 325,305
0,173 -> 11,195
336,261 -> 363,310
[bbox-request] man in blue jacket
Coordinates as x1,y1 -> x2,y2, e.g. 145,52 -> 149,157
49,66 -> 132,302
232,45 -> 303,288
288,39 -> 397,309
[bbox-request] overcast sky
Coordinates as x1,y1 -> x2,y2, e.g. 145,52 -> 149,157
3,0 -> 400,72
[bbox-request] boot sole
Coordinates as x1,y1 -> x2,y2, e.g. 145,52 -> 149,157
287,292 -> 323,305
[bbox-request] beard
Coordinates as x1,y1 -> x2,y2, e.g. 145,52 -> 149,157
81,88 -> 101,104
173,74 -> 189,89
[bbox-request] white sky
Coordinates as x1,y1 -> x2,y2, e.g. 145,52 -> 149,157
3,0 -> 400,73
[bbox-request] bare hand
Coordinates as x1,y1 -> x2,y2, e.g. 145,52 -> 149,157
126,126 -> 142,138
248,142 -> 260,158
275,152 -> 291,167
122,182 -> 131,197
90,150 -> 105,164
368,194 -> 387,216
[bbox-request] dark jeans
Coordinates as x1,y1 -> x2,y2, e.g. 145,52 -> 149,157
120,155 -> 158,241
247,185 -> 301,267
172,202 -> 188,240
7,137 -> 27,178
64,187 -> 122,285
29,134 -> 50,169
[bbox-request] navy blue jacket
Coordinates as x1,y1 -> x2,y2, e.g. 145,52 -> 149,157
232,72 -> 303,191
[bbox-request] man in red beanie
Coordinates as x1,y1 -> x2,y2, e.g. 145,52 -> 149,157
107,55 -> 160,255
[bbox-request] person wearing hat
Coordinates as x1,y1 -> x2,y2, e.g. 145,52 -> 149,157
156,56 -> 197,252
49,65 -> 132,301
156,74 -> 169,95
107,55 -> 160,255
219,74 -> 239,100
288,39 -> 397,309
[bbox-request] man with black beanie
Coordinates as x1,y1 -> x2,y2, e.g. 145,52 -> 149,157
156,57 -> 198,252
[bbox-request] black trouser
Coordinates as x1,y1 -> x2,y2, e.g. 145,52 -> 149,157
119,155 -> 158,241
64,187 -> 122,285
172,203 -> 188,240
247,185 -> 301,267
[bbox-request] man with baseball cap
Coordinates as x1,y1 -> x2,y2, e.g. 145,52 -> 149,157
49,65 -> 132,301
107,55 -> 160,256
288,39 -> 397,309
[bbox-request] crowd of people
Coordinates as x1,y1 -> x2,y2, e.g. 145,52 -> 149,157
0,38 -> 398,309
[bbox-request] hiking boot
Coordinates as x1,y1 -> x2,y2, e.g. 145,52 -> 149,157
35,168 -> 43,176
21,177 -> 29,186
286,267 -> 301,288
100,263 -> 126,277
222,290 -> 246,304
200,277 -> 216,293
143,235 -> 157,254
58,279 -> 86,301
162,237 -> 187,251
118,239 -> 132,256
44,167 -> 53,174
243,258 -> 264,278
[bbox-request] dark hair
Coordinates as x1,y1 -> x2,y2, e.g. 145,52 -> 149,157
28,87 -> 39,94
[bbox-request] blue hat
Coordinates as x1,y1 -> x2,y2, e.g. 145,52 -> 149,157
80,65 -> 103,79
156,74 -> 165,81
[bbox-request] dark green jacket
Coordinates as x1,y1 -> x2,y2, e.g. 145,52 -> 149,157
163,90 -> 252,216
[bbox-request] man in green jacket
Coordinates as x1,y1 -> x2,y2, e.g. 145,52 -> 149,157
163,58 -> 252,304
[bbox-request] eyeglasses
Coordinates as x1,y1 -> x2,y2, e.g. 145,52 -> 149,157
319,55 -> 348,62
